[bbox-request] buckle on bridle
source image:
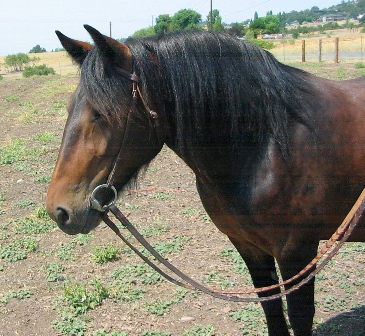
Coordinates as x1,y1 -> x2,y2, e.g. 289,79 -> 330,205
90,184 -> 118,212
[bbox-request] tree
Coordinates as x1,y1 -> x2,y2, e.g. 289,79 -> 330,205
4,53 -> 39,72
170,9 -> 202,31
207,9 -> 224,32
29,44 -> 46,53
250,15 -> 280,35
154,14 -> 171,35
131,26 -> 155,38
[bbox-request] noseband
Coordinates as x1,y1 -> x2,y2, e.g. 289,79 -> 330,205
90,67 -> 159,212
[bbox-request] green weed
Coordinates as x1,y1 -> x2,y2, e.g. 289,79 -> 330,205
1,288 -> 32,302
141,236 -> 191,258
41,262 -> 65,282
15,200 -> 35,208
52,241 -> 76,260
109,263 -> 162,285
14,216 -> 55,234
204,270 -> 232,289
141,331 -> 171,336
93,330 -> 127,336
182,324 -> 216,336
0,289 -> 33,303
154,192 -> 170,201
355,61 -> 365,68
221,248 -> 251,278
72,234 -> 93,246
181,207 -> 200,215
91,243 -> 120,264
0,236 -> 38,261
145,289 -> 188,316
5,94 -> 18,102
230,303 -> 268,335
33,131 -> 56,143
52,313 -> 88,336
0,138 -> 26,164
109,282 -> 145,302
337,65 -> 347,78
56,279 -> 109,316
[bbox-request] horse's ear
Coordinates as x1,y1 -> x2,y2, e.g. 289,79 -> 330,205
56,30 -> 93,65
83,24 -> 132,67
55,31 -> 93,65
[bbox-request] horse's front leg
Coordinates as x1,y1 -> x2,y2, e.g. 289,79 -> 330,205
277,242 -> 319,336
229,237 -> 290,336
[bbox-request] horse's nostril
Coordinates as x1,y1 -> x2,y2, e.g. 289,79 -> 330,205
56,207 -> 70,226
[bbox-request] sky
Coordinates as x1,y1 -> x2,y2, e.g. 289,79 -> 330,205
0,0 -> 341,56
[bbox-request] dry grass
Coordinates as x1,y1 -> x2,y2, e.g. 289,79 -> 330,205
0,51 -> 78,78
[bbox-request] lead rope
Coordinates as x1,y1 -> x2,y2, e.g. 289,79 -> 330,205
100,188 -> 365,302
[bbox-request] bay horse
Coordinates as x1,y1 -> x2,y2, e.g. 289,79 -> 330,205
46,25 -> 365,335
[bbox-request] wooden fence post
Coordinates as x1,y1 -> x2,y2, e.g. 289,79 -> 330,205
302,40 -> 306,62
334,37 -> 339,63
318,39 -> 322,62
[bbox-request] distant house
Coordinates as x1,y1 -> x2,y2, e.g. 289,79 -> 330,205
319,13 -> 346,22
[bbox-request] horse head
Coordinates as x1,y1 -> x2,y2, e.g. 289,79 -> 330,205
46,25 -> 164,235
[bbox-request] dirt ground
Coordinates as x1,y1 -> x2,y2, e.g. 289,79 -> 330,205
1,54 -> 365,336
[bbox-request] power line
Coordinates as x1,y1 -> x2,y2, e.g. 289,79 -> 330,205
224,0 -> 271,17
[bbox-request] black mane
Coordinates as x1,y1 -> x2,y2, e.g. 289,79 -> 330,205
81,30 -> 317,159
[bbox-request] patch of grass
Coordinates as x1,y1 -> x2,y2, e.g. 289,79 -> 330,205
0,138 -> 26,164
336,65 -> 347,78
52,99 -> 67,110
140,217 -> 169,237
15,200 -> 35,208
182,324 -> 216,336
355,61 -> 365,68
145,289 -> 188,316
109,263 -> 162,285
72,234 -> 93,246
204,270 -> 232,290
55,279 -> 109,316
0,191 -> 5,205
221,248 -> 251,279
41,262 -> 65,282
14,216 -> 55,234
5,94 -> 19,103
91,243 -> 120,264
93,330 -> 127,336
108,282 -> 145,302
52,313 -> 88,336
0,289 -> 33,303
141,236 -> 191,258
33,131 -> 56,143
141,331 -> 171,336
154,192 -> 171,201
181,207 -> 201,215
52,241 -> 76,261
230,303 -> 268,335
0,236 -> 38,262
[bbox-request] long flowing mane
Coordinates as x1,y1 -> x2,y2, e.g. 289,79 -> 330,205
80,30 -> 318,158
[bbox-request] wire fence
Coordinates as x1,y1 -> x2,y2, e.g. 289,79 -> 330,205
270,34 -> 365,63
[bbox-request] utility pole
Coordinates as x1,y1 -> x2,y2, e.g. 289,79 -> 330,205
210,0 -> 213,32
109,22 -> 112,38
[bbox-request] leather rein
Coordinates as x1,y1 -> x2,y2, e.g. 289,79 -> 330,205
90,67 -> 365,302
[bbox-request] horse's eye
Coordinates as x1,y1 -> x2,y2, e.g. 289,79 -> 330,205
92,108 -> 103,121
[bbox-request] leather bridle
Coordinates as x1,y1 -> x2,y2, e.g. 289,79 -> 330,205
89,67 -> 365,302
90,67 -> 160,212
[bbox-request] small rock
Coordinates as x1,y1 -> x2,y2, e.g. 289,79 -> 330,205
180,316 -> 195,322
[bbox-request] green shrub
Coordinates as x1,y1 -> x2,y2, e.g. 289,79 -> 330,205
23,64 -> 55,77
355,62 -> 365,69
0,74 -> 3,81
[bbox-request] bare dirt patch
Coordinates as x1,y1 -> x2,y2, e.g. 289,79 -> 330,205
1,57 -> 365,336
